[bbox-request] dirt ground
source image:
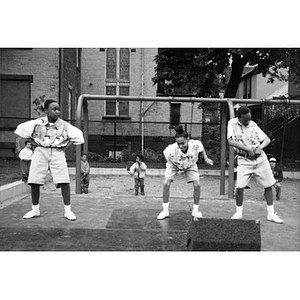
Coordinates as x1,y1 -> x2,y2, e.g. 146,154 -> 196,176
68,173 -> 299,203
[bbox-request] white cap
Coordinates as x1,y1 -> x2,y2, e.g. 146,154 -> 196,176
269,157 -> 276,162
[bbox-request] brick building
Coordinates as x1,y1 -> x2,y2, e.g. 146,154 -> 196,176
0,48 -> 81,158
81,48 -> 203,158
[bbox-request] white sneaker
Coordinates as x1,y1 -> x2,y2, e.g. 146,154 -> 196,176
157,210 -> 169,220
267,212 -> 283,224
231,212 -> 243,220
64,210 -> 77,221
191,210 -> 203,218
23,209 -> 40,219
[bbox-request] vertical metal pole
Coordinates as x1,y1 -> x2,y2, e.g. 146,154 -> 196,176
75,95 -> 84,194
227,100 -> 235,198
141,48 -> 145,155
220,103 -> 227,195
114,121 -> 117,162
83,99 -> 88,154
141,97 -> 145,154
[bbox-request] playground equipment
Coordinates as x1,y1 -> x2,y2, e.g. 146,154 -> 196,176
76,95 -> 300,197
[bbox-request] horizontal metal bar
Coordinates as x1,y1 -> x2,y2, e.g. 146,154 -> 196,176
79,94 -> 300,105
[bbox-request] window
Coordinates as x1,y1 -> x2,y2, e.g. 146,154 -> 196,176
105,86 -> 129,117
106,48 -> 117,80
104,48 -> 130,117
243,77 -> 251,99
170,103 -> 181,128
119,48 -> 130,81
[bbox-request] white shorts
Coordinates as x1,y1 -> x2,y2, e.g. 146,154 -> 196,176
165,162 -> 199,183
28,147 -> 70,185
236,151 -> 276,189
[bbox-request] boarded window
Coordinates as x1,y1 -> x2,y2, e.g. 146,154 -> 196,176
0,78 -> 31,129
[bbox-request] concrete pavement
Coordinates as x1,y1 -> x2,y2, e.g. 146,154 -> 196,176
0,175 -> 299,251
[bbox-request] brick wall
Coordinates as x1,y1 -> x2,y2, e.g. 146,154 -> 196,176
0,48 -> 81,159
1,48 -> 60,118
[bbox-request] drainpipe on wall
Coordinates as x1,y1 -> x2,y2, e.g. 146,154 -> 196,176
59,48 -> 64,116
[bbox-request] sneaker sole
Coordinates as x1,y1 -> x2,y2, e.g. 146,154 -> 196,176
267,219 -> 283,224
156,215 -> 169,220
64,215 -> 76,221
191,213 -> 203,218
23,214 -> 40,219
64,217 -> 76,221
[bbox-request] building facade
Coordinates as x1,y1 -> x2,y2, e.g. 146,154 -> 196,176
0,48 -> 81,158
81,48 -> 203,158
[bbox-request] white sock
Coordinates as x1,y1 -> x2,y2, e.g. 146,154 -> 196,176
236,205 -> 243,215
267,205 -> 274,216
192,204 -> 199,212
33,204 -> 40,212
64,205 -> 71,213
162,203 -> 169,211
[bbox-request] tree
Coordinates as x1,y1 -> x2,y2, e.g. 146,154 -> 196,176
153,48 -> 300,166
152,48 -> 293,99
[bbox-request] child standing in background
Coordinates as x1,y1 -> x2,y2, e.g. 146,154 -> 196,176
18,140 -> 33,183
81,153 -> 90,194
128,155 -> 147,196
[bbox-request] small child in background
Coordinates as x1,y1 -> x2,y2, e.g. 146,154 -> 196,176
81,153 -> 90,194
128,155 -> 147,196
18,140 -> 33,182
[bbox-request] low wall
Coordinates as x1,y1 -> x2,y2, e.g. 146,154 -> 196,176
0,180 -> 30,209
0,173 -> 52,209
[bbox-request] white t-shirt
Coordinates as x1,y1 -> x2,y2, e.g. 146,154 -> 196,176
227,117 -> 267,148
18,147 -> 33,160
163,139 -> 204,170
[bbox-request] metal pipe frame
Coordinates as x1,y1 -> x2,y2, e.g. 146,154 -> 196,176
75,94 -> 300,195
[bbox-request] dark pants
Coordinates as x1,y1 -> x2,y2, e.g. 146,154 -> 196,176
20,160 -> 31,181
81,173 -> 90,193
134,178 -> 145,195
